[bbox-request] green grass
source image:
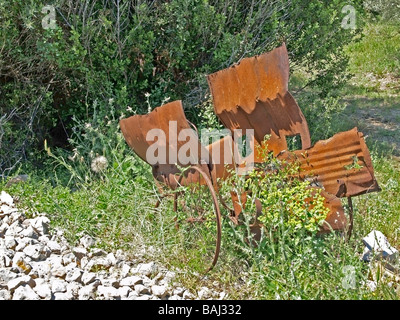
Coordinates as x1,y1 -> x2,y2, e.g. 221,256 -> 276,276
345,21 -> 400,78
3,151 -> 400,300
3,123 -> 400,300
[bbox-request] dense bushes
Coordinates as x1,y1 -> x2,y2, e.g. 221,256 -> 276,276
1,0 -> 367,175
364,0 -> 400,21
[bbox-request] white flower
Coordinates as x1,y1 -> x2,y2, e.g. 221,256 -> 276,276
68,148 -> 78,161
91,156 -> 108,173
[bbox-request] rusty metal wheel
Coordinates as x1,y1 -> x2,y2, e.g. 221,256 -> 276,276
174,165 -> 222,274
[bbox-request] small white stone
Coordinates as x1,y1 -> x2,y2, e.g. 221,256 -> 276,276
80,235 -> 95,248
151,285 -> 167,298
134,262 -> 158,277
51,279 -> 67,293
135,294 -> 150,300
0,223 -> 8,237
0,191 -> 14,206
100,277 -> 119,288
62,252 -> 76,265
72,247 -> 87,260
78,285 -> 94,300
97,285 -> 120,299
53,292 -> 73,300
0,289 -> 12,300
0,248 -> 14,268
5,221 -> 23,236
50,264 -> 67,278
120,263 -> 131,278
79,256 -> 89,269
125,291 -> 139,300
15,238 -> 34,252
65,268 -> 83,283
118,286 -> 132,299
141,275 -> 153,287
173,287 -> 185,297
134,284 -> 150,295
31,216 -> 50,236
33,282 -> 52,300
81,271 -> 97,285
20,225 -> 39,239
362,230 -> 399,262
38,235 -> 50,243
7,275 -> 35,292
0,267 -> 18,284
4,236 -> 18,250
23,244 -> 48,261
198,287 -> 212,299
78,281 -> 100,300
1,215 -> 10,224
106,252 -> 117,265
1,255 -> 12,268
12,284 -> 40,300
47,241 -> 61,254
183,290 -> 195,300
30,261 -> 51,279
0,205 -> 15,217
119,276 -> 142,287
66,282 -> 81,299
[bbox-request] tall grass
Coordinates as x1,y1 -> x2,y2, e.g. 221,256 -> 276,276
3,130 -> 400,300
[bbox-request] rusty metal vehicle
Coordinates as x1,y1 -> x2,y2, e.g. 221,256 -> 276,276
120,43 -> 380,273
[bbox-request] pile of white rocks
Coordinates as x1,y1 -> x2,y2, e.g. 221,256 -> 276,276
0,191 -> 225,300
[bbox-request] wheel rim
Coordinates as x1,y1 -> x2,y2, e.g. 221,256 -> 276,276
174,165 -> 222,274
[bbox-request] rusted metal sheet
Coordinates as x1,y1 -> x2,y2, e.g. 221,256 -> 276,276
120,100 -> 211,189
279,128 -> 381,198
120,100 -> 201,166
316,189 -> 347,234
207,43 -> 311,156
120,100 -> 242,189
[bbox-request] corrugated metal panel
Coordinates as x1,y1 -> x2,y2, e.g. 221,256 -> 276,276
279,128 -> 381,198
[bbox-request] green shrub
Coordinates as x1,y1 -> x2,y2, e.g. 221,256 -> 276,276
1,0 -> 368,175
346,22 -> 400,77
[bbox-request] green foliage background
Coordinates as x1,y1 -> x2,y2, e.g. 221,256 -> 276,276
1,0 -> 367,175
